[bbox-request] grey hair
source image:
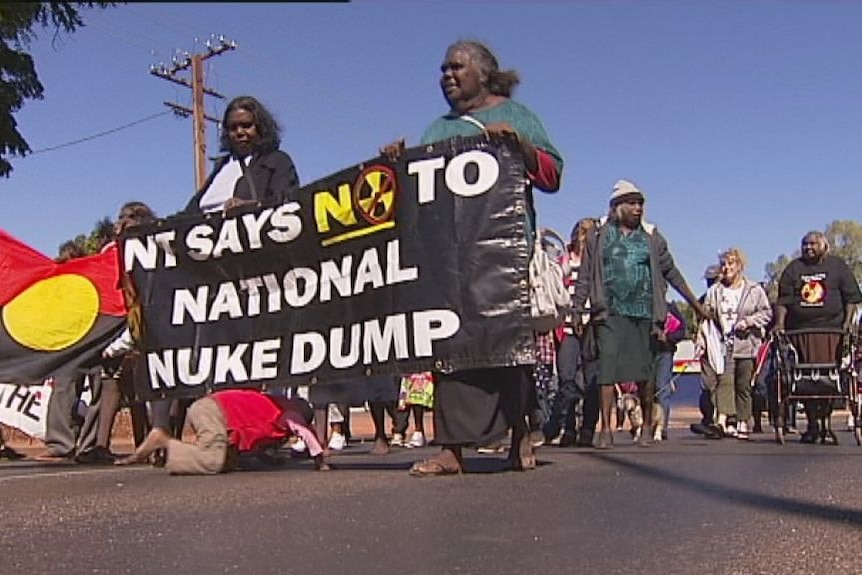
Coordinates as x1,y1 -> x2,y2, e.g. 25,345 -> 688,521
448,40 -> 520,97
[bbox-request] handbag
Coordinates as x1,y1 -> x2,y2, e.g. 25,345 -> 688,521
529,228 -> 571,332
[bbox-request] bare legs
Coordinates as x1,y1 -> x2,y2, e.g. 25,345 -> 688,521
115,427 -> 171,465
96,379 -> 121,449
368,401 -> 391,455
508,414 -> 536,470
637,379 -> 654,445
598,386 -> 615,448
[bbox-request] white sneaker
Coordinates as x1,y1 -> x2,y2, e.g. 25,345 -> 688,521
476,443 -> 505,454
408,431 -> 426,448
288,437 -> 307,453
390,433 -> 405,447
652,427 -> 663,442
328,432 -> 346,451
725,425 -> 738,438
847,413 -> 855,432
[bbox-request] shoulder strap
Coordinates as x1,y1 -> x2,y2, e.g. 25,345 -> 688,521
459,115 -> 487,131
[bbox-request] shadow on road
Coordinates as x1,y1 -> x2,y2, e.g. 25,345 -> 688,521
588,453 -> 862,526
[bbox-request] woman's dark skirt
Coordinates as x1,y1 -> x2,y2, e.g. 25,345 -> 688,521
433,365 -> 534,447
596,315 -> 654,385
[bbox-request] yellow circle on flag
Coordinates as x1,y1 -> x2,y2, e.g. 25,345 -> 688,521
2,274 -> 100,351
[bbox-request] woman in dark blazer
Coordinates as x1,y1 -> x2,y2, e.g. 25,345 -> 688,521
185,95 -> 300,214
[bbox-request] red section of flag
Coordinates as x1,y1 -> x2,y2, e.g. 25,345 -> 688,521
0,230 -> 126,316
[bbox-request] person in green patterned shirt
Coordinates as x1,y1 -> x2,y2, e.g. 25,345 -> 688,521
573,180 -> 707,449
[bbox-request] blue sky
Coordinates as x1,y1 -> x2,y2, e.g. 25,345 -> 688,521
4,1 -> 860,291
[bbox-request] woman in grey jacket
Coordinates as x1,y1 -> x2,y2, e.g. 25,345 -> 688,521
572,180 -> 706,448
702,248 -> 772,440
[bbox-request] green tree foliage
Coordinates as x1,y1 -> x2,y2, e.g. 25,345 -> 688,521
0,2 -> 118,177
825,220 -> 862,281
675,300 -> 698,339
763,220 -> 862,302
763,253 -> 792,302
58,215 -> 113,258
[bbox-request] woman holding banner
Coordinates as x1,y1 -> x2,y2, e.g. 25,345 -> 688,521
184,95 -> 300,214
383,40 -> 563,476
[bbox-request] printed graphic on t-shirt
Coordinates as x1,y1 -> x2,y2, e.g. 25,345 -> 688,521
799,273 -> 826,307
719,285 -> 743,335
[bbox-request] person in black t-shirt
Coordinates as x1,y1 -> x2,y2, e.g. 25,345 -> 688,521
773,231 -> 862,443
775,232 -> 861,332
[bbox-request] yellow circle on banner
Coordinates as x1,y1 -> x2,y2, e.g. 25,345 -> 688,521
2,274 -> 100,351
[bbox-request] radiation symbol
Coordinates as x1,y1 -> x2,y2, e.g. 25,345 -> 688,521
352,165 -> 397,225
800,279 -> 825,305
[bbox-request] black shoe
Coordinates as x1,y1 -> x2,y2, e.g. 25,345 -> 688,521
0,446 -> 25,460
704,424 -> 723,440
558,431 -> 577,448
800,431 -> 817,444
822,431 -> 838,446
256,446 -> 289,466
575,430 -> 594,448
152,449 -> 167,468
75,446 -> 117,465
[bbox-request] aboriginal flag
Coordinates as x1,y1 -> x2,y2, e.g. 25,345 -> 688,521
0,230 -> 126,384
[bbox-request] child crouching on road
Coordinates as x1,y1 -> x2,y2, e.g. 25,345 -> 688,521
117,389 -> 329,473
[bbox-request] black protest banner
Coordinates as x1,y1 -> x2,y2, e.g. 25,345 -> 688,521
122,135 -> 536,400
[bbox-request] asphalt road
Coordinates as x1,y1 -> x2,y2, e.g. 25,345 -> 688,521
2,420 -> 861,575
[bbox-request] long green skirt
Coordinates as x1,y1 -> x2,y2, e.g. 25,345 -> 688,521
596,315 -> 654,385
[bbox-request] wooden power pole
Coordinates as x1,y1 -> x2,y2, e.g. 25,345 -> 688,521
150,35 -> 237,191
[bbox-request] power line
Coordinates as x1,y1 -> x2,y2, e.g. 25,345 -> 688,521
27,111 -> 173,155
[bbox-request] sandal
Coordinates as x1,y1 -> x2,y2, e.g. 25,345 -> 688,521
508,453 -> 537,471
32,451 -> 75,463
508,433 -> 537,471
114,453 -> 149,466
0,446 -> 25,461
596,430 -> 613,449
369,438 -> 390,456
409,458 -> 462,477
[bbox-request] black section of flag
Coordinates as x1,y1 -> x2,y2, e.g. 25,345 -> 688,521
0,314 -> 125,384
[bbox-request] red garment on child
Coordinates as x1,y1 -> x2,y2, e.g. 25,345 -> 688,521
617,381 -> 639,395
212,389 -> 288,452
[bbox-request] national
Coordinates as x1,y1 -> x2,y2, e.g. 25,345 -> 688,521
171,239 -> 419,325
